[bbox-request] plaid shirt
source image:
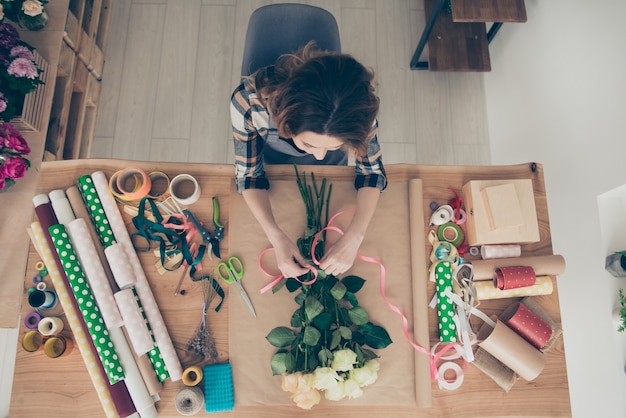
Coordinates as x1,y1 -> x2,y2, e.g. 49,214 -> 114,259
230,77 -> 387,193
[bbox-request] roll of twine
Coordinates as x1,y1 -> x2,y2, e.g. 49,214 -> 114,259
175,386 -> 204,416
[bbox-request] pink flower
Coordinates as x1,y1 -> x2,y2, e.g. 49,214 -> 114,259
22,0 -> 44,17
1,123 -> 30,154
0,94 -> 7,114
7,57 -> 38,79
0,176 -> 6,191
10,45 -> 34,61
2,155 -> 29,179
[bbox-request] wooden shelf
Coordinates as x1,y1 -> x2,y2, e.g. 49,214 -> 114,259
451,0 -> 527,23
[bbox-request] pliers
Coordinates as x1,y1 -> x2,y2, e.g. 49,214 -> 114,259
183,207 -> 221,259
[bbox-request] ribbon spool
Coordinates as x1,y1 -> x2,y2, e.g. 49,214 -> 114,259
148,171 -> 171,200
35,261 -> 45,271
38,316 -> 65,336
175,386 -> 204,416
437,222 -> 464,247
170,174 -> 201,206
430,204 -> 454,226
28,288 -> 57,310
24,311 -> 42,329
182,365 -> 203,386
109,167 -> 152,202
44,336 -> 69,358
22,330 -> 44,352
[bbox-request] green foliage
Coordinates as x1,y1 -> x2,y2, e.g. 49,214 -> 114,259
618,289 -> 626,332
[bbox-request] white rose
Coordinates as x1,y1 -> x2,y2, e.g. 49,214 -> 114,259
291,386 -> 321,409
22,0 -> 43,17
324,380 -> 346,401
343,376 -> 364,399
350,359 -> 380,387
313,367 -> 341,390
281,372 -> 302,394
331,349 -> 358,372
0,4 -> 5,21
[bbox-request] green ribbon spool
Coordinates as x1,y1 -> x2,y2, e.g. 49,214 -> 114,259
49,224 -> 125,384
78,175 -> 116,248
132,288 -> 170,382
435,261 -> 457,343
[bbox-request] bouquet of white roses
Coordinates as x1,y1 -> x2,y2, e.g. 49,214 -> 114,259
265,165 -> 392,409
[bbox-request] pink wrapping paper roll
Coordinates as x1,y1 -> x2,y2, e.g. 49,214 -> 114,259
500,302 -> 553,350
477,319 -> 545,381
480,244 -> 521,260
104,243 -> 136,290
114,288 -> 154,356
474,275 -> 553,300
67,218 -> 124,329
471,254 -> 566,281
92,171 -> 183,381
494,266 -> 536,290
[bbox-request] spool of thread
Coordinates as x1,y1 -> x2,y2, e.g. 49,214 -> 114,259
24,311 -> 42,329
169,174 -> 201,206
44,335 -> 69,358
37,316 -> 65,336
22,330 -> 44,352
28,289 -> 57,310
175,386 -> 204,416
182,366 -> 203,386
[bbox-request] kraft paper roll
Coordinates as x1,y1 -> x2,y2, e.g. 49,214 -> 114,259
124,325 -> 164,398
494,266 -> 536,290
37,316 -> 64,336
480,244 -> 522,260
66,185 -> 119,294
409,179 -> 432,408
472,346 -> 519,392
92,170 -> 183,381
78,175 -> 116,248
477,319 -> 545,381
49,189 -> 76,226
114,288 -> 154,356
49,224 -> 125,384
105,243 -> 136,289
500,302 -> 553,350
471,254 -> 566,281
474,275 -> 553,300
30,221 -> 126,418
67,218 -> 125,329
435,262 -> 457,342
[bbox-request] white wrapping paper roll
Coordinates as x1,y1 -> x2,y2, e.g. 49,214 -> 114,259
105,242 -> 136,289
114,288 -> 154,356
49,189 -> 76,226
67,218 -> 124,329
92,171 -> 183,381
480,244 -> 522,260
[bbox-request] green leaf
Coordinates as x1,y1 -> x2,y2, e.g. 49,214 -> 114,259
295,293 -> 306,306
317,269 -> 327,279
271,278 -> 286,293
266,327 -> 297,348
342,275 -> 366,293
318,348 -> 333,365
303,326 -> 321,346
305,295 -> 324,321
290,309 -> 304,327
362,324 -> 393,349
286,278 -> 303,292
271,351 -> 295,375
330,281 -> 347,300
339,326 -> 352,340
348,306 -> 369,325
330,329 -> 341,350
344,291 -> 358,307
311,311 -> 333,331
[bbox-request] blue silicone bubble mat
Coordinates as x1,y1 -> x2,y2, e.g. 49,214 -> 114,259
203,362 -> 235,413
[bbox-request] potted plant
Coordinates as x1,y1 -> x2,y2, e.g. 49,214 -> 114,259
615,289 -> 626,332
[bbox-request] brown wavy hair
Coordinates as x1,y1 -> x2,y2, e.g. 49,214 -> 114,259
252,42 -> 379,156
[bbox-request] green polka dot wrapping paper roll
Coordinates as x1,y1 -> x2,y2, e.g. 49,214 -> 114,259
48,223 -> 125,384
435,261 -> 457,343
77,175 -> 116,248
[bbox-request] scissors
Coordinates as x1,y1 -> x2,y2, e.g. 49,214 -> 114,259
217,256 -> 256,318
183,208 -> 221,259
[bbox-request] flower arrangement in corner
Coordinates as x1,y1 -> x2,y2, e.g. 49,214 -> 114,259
0,0 -> 49,31
0,122 -> 31,191
265,165 -> 392,409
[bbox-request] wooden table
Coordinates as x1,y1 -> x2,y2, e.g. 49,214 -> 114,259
10,159 -> 570,417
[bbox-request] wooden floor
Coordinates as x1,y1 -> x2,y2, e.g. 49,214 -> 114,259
90,0 -> 491,165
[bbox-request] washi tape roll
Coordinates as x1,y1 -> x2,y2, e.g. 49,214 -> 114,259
182,365 -> 203,386
35,282 -> 47,291
148,171 -> 170,200
22,330 -> 44,352
500,302 -> 553,350
169,174 -> 201,206
24,311 -> 42,329
434,262 -> 457,342
38,316 -> 64,336
44,336 -> 69,358
175,386 -> 204,416
437,361 -> 464,390
437,222 -> 464,247
480,244 -> 522,260
115,167 -> 152,201
474,275 -> 553,301
35,261 -> 45,271
494,266 -> 536,290
78,175 -> 116,248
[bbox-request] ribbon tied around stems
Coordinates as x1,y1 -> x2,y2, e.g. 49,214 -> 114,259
259,210 -> 467,385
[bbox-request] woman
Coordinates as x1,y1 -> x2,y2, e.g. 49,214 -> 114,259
230,43 -> 386,279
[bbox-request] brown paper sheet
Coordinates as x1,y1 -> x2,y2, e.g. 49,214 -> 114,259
228,179 -> 426,407
471,254 -> 566,281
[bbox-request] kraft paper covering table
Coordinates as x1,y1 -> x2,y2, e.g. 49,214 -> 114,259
10,159 -> 571,417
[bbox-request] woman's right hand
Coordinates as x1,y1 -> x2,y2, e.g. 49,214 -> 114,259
271,233 -> 311,279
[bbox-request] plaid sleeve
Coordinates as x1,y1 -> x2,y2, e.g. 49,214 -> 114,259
354,119 -> 388,191
231,79 -> 270,193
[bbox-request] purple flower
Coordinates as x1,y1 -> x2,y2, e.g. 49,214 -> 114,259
7,57 -> 38,79
10,45 -> 34,60
0,23 -> 20,39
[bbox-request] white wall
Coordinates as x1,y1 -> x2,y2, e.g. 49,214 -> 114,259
484,0 -> 626,416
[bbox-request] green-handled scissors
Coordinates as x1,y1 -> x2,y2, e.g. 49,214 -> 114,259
217,256 -> 256,318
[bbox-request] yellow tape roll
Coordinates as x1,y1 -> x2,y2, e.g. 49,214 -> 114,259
22,330 -> 43,352
44,336 -> 68,358
182,365 -> 203,386
148,171 -> 170,200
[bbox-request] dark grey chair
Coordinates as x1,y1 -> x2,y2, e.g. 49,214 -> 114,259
241,3 -> 341,76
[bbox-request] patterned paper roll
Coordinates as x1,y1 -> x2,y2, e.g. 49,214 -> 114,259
78,175 -> 116,248
132,288 -> 170,382
494,266 -> 536,290
92,171 -> 183,381
474,275 -> 553,301
67,218 -> 124,329
30,222 -> 120,418
48,224 -> 125,384
478,319 -> 545,381
49,189 -> 76,226
434,262 -> 457,342
471,254 -> 566,281
104,242 -> 136,289
114,288 -> 154,356
500,302 -> 553,350
480,244 -> 521,260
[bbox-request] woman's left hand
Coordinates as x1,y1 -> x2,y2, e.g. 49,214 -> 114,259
318,233 -> 363,276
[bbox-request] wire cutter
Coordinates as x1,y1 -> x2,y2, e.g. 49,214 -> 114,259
183,209 -> 221,259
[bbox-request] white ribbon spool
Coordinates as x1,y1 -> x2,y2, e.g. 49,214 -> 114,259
169,174 -> 201,206
430,204 -> 455,226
